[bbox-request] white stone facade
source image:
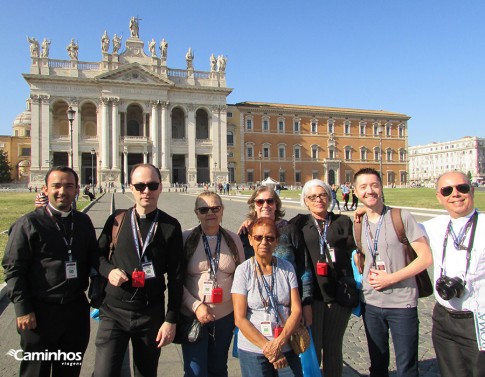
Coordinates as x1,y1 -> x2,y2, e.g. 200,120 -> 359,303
26,18 -> 231,188
409,136 -> 485,186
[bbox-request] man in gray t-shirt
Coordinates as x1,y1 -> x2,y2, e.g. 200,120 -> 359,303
353,168 -> 432,377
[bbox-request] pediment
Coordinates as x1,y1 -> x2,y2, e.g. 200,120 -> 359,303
95,63 -> 173,86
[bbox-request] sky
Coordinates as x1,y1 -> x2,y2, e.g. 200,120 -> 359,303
1,0 -> 484,146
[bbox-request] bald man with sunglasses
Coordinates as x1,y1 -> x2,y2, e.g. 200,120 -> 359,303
422,171 -> 485,377
93,163 -> 184,377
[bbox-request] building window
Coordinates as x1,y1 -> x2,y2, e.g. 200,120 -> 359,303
360,148 -> 367,161
246,118 -> 253,131
15,130 -> 19,136
329,148 -> 335,159
293,120 -> 300,133
311,120 -> 318,134
263,146 -> 269,158
294,147 -> 301,160
312,171 -> 319,179
345,147 -> 352,161
279,170 -> 286,183
278,119 -> 285,133
227,131 -> 234,146
373,123 -> 380,136
359,122 -> 366,136
26,130 -> 31,137
398,125 -> 404,137
279,146 -> 285,159
247,171 -> 254,183
247,146 -> 253,158
399,149 -> 406,161
386,149 -> 392,161
227,112 -> 233,118
386,125 -> 391,136
311,145 -> 318,159
328,120 -> 334,134
400,171 -> 406,184
20,147 -> 31,156
374,148 -> 380,161
262,118 -> 270,132
295,171 -> 301,183
344,121 -> 351,135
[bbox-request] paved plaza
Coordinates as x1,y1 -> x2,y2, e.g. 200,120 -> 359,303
0,191 -> 442,376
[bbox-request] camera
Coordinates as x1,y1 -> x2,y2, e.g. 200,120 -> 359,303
435,276 -> 465,301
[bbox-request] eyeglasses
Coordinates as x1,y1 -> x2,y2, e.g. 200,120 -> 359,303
439,184 -> 471,197
132,182 -> 160,191
254,198 -> 275,206
197,206 -> 222,214
251,235 -> 276,243
306,193 -> 328,202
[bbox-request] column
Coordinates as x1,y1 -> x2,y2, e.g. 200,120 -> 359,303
160,101 -> 169,184
211,105 -> 220,174
101,97 -> 109,169
30,95 -> 41,171
150,101 -> 159,167
70,100 -> 80,171
40,96 -> 51,170
187,104 -> 196,186
111,98 -> 120,169
123,147 -> 128,186
219,105 -> 228,180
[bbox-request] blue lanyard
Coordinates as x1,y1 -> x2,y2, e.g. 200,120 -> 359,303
448,213 -> 475,250
254,258 -> 280,324
131,209 -> 159,260
202,232 -> 222,280
364,206 -> 387,264
313,215 -> 330,258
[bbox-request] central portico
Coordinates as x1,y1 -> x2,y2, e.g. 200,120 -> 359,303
26,17 -> 232,188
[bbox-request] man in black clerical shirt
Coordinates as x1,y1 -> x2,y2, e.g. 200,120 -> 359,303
93,163 -> 184,377
3,166 -> 99,377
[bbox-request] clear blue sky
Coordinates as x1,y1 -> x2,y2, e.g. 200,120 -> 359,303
1,0 -> 484,146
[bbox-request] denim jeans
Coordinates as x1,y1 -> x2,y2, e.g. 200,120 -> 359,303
238,349 -> 303,377
362,304 -> 419,377
181,312 -> 235,377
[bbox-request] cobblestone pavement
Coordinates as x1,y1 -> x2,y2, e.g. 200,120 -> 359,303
0,191 -> 442,376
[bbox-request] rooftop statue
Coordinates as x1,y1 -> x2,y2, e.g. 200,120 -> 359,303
185,47 -> 194,70
101,31 -> 110,53
217,54 -> 227,72
112,34 -> 122,54
210,53 -> 217,72
27,36 -> 39,57
66,38 -> 79,60
129,16 -> 139,38
149,38 -> 157,57
41,38 -> 51,58
160,38 -> 168,61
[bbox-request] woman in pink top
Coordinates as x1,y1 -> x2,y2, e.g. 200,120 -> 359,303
181,191 -> 245,376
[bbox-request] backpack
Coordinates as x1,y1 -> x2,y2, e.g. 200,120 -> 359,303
354,207 -> 433,298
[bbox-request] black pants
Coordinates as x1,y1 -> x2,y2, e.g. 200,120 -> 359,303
19,297 -> 90,377
432,303 -> 485,377
93,302 -> 165,377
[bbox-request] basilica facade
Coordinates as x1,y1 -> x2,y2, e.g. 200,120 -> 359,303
26,17 -> 231,188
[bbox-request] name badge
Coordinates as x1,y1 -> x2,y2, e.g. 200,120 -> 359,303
474,311 -> 485,351
141,261 -> 156,279
376,260 -> 387,272
65,261 -> 78,279
328,248 -> 336,263
260,321 -> 273,336
203,280 -> 214,296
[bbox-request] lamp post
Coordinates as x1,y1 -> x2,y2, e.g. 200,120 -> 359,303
377,125 -> 383,185
258,151 -> 262,183
90,148 -> 95,187
99,160 -> 102,190
213,162 -> 217,186
292,154 -> 296,187
67,106 -> 76,168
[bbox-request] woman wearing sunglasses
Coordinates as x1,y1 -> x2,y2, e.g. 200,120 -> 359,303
232,217 -> 303,377
239,186 -> 313,325
289,179 -> 356,377
180,191 -> 245,377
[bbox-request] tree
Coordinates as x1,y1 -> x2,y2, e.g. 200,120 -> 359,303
467,171 -> 472,181
0,149 -> 13,183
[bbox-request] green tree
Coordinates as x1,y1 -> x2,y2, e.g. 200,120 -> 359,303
467,171 -> 472,181
0,149 -> 13,183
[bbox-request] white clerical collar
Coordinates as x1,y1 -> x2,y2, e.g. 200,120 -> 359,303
48,203 -> 72,217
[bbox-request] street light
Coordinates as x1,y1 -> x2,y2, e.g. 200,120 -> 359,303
258,151 -> 262,183
99,160 -> 102,190
90,148 -> 96,187
377,125 -> 383,185
67,106 -> 76,168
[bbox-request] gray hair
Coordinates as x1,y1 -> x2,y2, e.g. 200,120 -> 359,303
300,179 -> 332,209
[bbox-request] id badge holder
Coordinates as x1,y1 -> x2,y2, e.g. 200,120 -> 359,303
203,280 -> 214,296
141,261 -> 156,279
260,321 -> 273,337
376,260 -> 387,272
328,248 -> 336,263
65,261 -> 78,279
211,286 -> 223,303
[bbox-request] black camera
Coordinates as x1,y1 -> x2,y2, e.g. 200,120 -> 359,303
435,276 -> 465,301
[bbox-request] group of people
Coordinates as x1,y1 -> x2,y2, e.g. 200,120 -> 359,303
2,164 -> 484,377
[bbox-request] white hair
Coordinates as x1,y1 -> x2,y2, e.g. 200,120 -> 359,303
300,179 -> 332,209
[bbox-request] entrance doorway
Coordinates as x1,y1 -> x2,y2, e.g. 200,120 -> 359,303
172,155 -> 186,184
197,155 -> 209,183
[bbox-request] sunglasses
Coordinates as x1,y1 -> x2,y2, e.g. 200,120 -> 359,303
251,235 -> 276,243
306,193 -> 328,202
132,182 -> 160,191
439,184 -> 471,197
197,206 -> 222,214
254,198 -> 275,206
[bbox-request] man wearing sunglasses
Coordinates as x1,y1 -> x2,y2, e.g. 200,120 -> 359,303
422,171 -> 484,377
93,163 -> 184,377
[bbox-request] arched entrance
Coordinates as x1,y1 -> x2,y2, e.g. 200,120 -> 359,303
328,169 -> 336,185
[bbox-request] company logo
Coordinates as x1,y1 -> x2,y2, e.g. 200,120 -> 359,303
6,349 -> 82,366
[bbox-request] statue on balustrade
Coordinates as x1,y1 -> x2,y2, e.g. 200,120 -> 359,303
27,36 -> 39,57
129,16 -> 139,38
41,38 -> 51,58
185,48 -> 194,70
101,31 -> 110,53
149,38 -> 157,57
112,34 -> 122,54
217,54 -> 227,72
66,38 -> 79,60
160,38 -> 168,61
210,53 -> 217,72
